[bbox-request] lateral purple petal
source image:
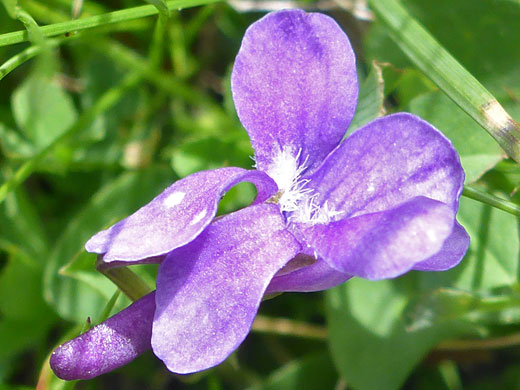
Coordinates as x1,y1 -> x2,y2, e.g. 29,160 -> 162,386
305,113 -> 464,218
302,197 -> 455,280
231,9 -> 358,172
85,167 -> 277,263
152,204 -> 301,374
266,256 -> 351,293
50,292 -> 155,380
413,222 -> 469,271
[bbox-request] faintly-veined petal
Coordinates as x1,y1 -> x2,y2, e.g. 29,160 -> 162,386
152,204 -> 301,374
50,292 -> 155,380
305,113 -> 465,219
412,222 -> 469,271
231,9 -> 358,173
300,197 -> 456,280
86,167 -> 277,264
266,255 -> 352,293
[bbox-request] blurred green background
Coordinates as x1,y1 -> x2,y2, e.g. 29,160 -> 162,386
1,0 -> 520,389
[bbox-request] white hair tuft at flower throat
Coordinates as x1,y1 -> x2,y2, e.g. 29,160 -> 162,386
265,147 -> 342,225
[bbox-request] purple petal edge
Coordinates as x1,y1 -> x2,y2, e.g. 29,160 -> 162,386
413,221 -> 469,271
303,196 -> 456,280
152,204 -> 301,374
86,167 -> 277,264
305,113 -> 465,218
50,292 -> 155,381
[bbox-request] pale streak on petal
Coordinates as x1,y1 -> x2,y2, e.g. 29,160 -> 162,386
163,191 -> 186,208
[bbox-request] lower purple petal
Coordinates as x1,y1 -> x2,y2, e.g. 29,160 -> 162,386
85,167 -> 277,264
413,221 -> 469,271
302,196 -> 456,280
266,255 -> 351,293
152,204 -> 301,374
50,292 -> 155,380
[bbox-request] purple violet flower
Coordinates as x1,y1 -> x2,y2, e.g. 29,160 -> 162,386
50,9 -> 469,380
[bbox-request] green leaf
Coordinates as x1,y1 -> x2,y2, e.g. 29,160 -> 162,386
348,61 -> 385,133
409,91 -> 504,183
0,256 -> 52,321
11,75 -> 77,149
43,166 -> 173,322
326,277 -> 470,390
0,123 -> 34,158
0,184 -> 47,260
246,351 -> 338,390
365,0 -> 520,161
404,287 -> 520,331
0,318 -> 51,361
171,136 -> 252,177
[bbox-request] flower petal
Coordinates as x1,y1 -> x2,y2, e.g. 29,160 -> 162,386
152,204 -> 301,374
86,167 -> 277,264
301,196 -> 456,280
231,9 -> 358,172
50,292 -> 155,380
306,113 -> 464,218
266,256 -> 352,293
413,221 -> 469,271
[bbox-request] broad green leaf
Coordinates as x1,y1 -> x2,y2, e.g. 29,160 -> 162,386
11,75 -> 77,149
348,61 -> 385,133
44,166 -> 173,322
365,0 -> 520,114
77,52 -> 141,143
404,287 -> 520,331
0,317 -> 53,362
326,277 -> 471,390
0,256 -> 51,321
0,184 -> 47,259
403,0 -> 520,103
246,351 -> 337,390
171,136 -> 252,177
409,92 -> 505,183
0,123 -> 34,158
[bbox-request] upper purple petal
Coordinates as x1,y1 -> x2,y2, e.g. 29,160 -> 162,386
85,167 -> 277,263
231,9 -> 358,173
412,221 -> 469,271
50,292 -> 155,380
301,196 -> 455,280
151,204 -> 301,374
305,113 -> 465,218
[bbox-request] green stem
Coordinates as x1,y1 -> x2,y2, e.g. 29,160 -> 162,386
98,267 -> 152,302
0,0 -> 221,48
0,37 -> 66,81
437,331 -> 520,351
463,186 -> 520,217
251,315 -> 328,340
367,0 -> 520,162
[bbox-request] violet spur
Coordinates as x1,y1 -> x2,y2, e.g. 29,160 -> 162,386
50,9 -> 469,380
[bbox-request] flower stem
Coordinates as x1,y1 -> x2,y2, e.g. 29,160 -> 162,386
0,0 -> 221,48
251,315 -> 328,340
367,0 -> 520,162
98,267 -> 152,302
436,332 -> 520,351
462,186 -> 520,217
